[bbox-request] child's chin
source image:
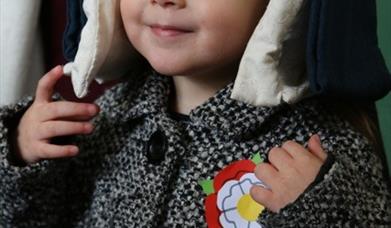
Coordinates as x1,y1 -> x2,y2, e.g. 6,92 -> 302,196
149,62 -> 194,76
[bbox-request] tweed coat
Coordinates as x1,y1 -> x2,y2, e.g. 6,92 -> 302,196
0,71 -> 390,227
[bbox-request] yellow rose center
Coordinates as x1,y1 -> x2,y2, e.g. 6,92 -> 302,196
236,194 -> 265,221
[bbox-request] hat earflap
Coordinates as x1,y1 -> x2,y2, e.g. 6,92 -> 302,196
232,0 -> 311,106
63,0 -> 138,98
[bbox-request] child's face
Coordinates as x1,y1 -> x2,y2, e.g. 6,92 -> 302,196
120,0 -> 268,77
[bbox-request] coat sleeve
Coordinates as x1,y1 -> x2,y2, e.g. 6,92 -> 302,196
258,129 -> 391,227
0,95 -> 71,227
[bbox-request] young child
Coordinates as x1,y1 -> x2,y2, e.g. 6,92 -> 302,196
1,0 -> 390,227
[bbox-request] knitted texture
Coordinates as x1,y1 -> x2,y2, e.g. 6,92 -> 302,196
0,72 -> 390,227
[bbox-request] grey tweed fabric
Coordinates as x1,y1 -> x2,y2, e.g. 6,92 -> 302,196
0,71 -> 390,227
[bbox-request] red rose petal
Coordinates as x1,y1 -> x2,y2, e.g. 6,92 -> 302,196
213,160 -> 256,192
205,193 -> 221,228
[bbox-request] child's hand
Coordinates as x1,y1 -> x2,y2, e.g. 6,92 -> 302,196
250,135 -> 327,213
13,66 -> 100,165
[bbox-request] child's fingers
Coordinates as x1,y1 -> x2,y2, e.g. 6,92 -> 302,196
35,66 -> 63,103
281,140 -> 308,160
268,147 -> 294,172
249,185 -> 275,212
39,102 -> 99,122
254,162 -> 279,190
308,134 -> 327,162
60,115 -> 99,122
38,121 -> 94,139
37,143 -> 79,159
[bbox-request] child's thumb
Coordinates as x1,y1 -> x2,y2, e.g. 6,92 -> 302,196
308,134 -> 327,162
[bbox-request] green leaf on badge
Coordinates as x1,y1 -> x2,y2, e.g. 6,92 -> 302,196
251,153 -> 264,165
199,179 -> 215,195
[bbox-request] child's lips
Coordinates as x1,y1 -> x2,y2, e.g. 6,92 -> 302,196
150,24 -> 193,38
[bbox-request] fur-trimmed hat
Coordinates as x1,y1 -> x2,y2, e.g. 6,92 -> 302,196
63,0 -> 391,105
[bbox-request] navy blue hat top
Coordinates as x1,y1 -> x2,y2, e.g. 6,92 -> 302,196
307,0 -> 391,101
63,0 -> 87,62
63,0 -> 391,102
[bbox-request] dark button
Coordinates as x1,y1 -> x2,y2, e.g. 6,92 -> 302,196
146,130 -> 167,164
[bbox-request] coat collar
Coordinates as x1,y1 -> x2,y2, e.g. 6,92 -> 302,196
97,71 -> 286,138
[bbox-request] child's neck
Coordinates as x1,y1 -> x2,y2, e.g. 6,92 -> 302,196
169,65 -> 238,115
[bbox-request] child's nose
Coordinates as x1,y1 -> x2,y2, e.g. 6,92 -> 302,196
152,0 -> 186,9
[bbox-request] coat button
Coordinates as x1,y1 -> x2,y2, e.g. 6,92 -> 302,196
146,130 -> 167,164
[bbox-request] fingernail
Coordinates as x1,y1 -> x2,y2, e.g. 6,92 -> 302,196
85,123 -> 94,132
54,65 -> 62,72
314,134 -> 321,144
88,105 -> 97,114
70,147 -> 79,154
